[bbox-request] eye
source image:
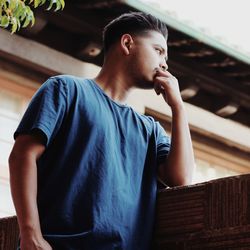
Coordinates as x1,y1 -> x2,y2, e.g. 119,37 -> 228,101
155,48 -> 162,55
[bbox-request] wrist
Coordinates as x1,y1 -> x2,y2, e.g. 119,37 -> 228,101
20,223 -> 42,238
170,101 -> 185,114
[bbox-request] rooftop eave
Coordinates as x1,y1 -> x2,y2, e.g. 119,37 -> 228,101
124,0 -> 250,65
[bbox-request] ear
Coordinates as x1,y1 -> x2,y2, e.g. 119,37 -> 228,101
120,34 -> 134,55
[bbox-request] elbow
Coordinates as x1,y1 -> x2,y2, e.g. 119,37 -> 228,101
178,173 -> 193,186
173,163 -> 195,186
166,170 -> 194,187
9,149 -> 18,172
8,151 -> 16,183
160,161 -> 195,187
167,177 -> 191,187
176,177 -> 192,187
9,149 -> 15,166
8,147 -> 25,172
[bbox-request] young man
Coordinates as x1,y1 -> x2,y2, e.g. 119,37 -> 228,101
9,12 -> 195,250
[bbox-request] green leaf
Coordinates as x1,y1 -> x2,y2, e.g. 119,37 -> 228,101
0,15 -> 9,27
25,5 -> 32,15
31,14 -> 34,26
20,7 -> 27,21
11,16 -> 18,33
60,0 -> 65,9
55,0 -> 61,11
55,0 -> 65,11
2,0 -> 7,10
22,15 -> 30,27
47,0 -> 56,10
13,1 -> 23,18
16,16 -> 21,30
9,0 -> 17,11
1,0 -> 65,32
40,0 -> 46,5
34,0 -> 41,8
20,5 -> 34,27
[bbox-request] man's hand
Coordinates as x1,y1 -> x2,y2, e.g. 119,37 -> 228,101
21,232 -> 52,250
154,69 -> 183,109
154,68 -> 195,186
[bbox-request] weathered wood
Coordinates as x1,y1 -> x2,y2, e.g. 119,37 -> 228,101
0,29 -> 100,78
2,175 -> 250,249
0,216 -> 19,250
153,174 -> 250,249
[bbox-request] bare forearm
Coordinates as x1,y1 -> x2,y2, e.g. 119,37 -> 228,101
164,104 -> 195,186
9,153 -> 42,236
154,70 -> 195,186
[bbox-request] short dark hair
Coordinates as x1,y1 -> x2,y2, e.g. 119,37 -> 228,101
103,12 -> 168,53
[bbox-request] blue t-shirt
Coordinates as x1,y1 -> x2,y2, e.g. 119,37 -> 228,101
15,75 -> 171,250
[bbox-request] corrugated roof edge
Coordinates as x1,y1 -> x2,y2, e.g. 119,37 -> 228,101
124,0 -> 250,65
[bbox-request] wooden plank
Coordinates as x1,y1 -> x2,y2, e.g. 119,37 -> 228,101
154,174 -> 250,249
0,29 -> 100,78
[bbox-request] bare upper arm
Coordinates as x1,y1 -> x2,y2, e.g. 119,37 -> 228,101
9,132 -> 46,162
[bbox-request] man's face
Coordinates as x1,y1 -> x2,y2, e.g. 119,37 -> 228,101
128,30 -> 168,89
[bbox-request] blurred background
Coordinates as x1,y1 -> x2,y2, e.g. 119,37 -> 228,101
0,0 -> 249,217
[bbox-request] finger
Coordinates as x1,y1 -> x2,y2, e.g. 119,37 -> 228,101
154,82 -> 164,95
154,83 -> 160,95
155,68 -> 172,77
154,76 -> 170,88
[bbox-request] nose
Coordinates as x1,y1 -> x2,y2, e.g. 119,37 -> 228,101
160,63 -> 168,72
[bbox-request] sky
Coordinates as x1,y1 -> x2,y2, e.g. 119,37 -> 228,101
141,0 -> 250,62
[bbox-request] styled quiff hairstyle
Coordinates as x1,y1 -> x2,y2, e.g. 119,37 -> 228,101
103,12 -> 168,53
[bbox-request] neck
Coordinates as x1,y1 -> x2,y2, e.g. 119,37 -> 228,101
94,58 -> 134,104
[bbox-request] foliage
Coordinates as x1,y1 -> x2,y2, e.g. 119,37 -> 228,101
0,0 -> 65,33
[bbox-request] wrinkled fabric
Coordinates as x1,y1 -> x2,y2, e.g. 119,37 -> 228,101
15,75 -> 171,250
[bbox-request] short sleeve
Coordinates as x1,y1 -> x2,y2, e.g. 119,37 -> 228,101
14,77 -> 67,146
155,122 -> 171,164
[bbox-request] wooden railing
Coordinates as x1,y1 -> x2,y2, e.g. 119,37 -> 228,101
153,174 -> 250,249
0,216 -> 19,250
2,174 -> 250,249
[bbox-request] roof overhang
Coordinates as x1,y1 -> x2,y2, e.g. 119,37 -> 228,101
0,0 -> 249,126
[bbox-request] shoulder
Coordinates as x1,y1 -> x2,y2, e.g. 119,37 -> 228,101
48,75 -> 89,88
42,75 -> 92,97
128,109 -> 156,133
132,110 -> 156,126
134,111 -> 169,138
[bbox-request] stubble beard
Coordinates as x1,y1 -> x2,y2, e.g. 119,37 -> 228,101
134,72 -> 156,90
128,59 -> 155,89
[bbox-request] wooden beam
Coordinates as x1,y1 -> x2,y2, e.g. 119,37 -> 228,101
168,57 -> 250,109
0,29 -> 100,78
37,7 -> 102,37
77,41 -> 102,58
145,107 -> 250,155
126,88 -> 250,150
0,56 -> 48,84
215,102 -> 239,117
22,15 -> 48,35
180,85 -> 199,100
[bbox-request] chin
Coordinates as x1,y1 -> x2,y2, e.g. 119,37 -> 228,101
133,72 -> 155,89
136,80 -> 154,90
